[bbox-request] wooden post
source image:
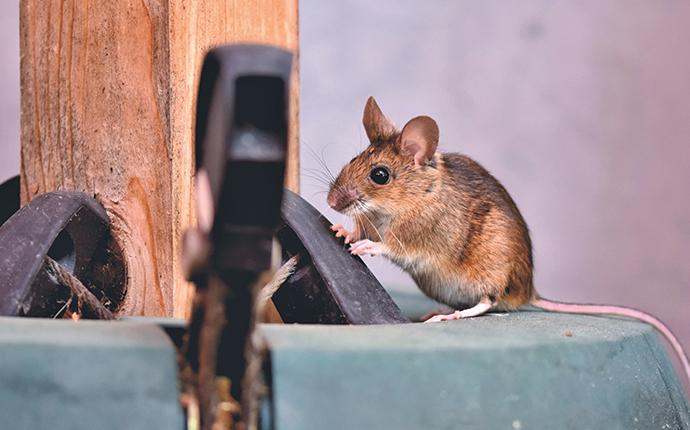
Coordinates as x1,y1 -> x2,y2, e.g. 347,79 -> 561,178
19,1 -> 299,317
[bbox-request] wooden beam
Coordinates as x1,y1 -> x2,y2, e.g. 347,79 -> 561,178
20,0 -> 299,317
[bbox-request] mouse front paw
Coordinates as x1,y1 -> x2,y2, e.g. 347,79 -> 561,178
349,239 -> 387,257
330,224 -> 357,244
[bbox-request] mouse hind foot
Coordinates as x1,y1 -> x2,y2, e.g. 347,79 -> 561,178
424,296 -> 496,323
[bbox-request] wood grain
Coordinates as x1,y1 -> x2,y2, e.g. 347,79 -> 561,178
20,0 -> 299,317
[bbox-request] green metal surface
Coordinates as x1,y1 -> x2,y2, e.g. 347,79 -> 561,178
0,317 -> 184,430
1,297 -> 687,430
388,289 -> 453,321
261,310 -> 690,430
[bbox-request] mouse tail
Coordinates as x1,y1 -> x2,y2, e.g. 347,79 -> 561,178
532,297 -> 690,387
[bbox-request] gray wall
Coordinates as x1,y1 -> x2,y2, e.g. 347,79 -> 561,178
0,2 -> 687,351
300,0 -> 690,349
0,0 -> 19,184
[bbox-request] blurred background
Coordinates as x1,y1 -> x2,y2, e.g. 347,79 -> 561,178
0,2 -> 19,184
298,0 -> 690,349
1,2 -> 688,349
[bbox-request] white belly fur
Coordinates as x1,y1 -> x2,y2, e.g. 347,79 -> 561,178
386,253 -> 481,309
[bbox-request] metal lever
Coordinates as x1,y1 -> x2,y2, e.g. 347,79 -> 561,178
184,44 -> 292,430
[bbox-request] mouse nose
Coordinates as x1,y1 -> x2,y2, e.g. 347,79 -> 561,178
327,188 -> 356,212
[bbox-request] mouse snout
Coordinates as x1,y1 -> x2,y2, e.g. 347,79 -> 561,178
327,187 -> 358,212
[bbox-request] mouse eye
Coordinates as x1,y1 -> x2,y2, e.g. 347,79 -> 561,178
369,166 -> 390,185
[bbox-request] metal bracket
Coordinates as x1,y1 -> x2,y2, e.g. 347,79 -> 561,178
0,192 -> 125,318
275,189 -> 409,324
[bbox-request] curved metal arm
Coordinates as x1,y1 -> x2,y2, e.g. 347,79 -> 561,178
275,190 -> 409,324
0,192 -> 124,317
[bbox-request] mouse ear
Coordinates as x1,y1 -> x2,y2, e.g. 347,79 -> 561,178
362,96 -> 397,142
399,116 -> 439,166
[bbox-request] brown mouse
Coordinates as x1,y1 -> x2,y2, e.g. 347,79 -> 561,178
326,96 -> 690,383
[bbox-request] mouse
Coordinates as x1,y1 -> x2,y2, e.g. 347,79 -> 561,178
326,96 -> 690,384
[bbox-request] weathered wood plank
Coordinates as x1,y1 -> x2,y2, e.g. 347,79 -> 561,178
20,0 -> 299,317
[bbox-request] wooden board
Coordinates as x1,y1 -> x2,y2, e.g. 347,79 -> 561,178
20,0 -> 299,317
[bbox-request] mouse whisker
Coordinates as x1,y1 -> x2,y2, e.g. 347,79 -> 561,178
301,170 -> 328,180
356,205 -> 381,242
301,172 -> 333,187
355,215 -> 365,241
301,167 -> 336,185
319,146 -> 338,182
349,204 -> 367,242
358,201 -> 408,260
302,166 -> 330,175
355,201 -> 385,244
303,141 -> 338,183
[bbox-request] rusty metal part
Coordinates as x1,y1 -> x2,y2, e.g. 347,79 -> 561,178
0,191 -> 125,318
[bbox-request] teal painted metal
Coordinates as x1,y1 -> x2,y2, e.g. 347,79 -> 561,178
388,289 -> 453,321
2,301 -> 687,430
261,310 -> 690,430
0,317 -> 184,430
